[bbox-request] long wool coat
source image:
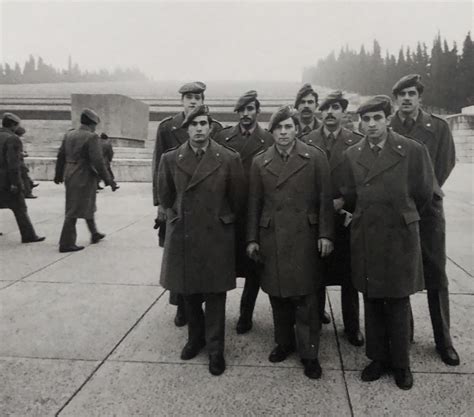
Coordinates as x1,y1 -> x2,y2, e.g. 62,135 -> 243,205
54,125 -> 111,219
341,131 -> 435,298
158,139 -> 245,294
214,123 -> 274,276
301,126 -> 363,286
246,140 -> 334,298
390,110 -> 455,289
152,112 -> 223,206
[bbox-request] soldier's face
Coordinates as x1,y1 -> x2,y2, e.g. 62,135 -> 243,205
297,94 -> 317,118
238,101 -> 259,128
321,102 -> 344,128
360,111 -> 389,140
273,117 -> 297,149
182,93 -> 203,115
396,87 -> 421,115
188,115 -> 210,144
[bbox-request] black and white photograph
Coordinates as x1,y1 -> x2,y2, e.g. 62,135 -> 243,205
0,0 -> 472,415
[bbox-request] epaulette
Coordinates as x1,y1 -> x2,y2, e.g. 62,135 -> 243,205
163,144 -> 180,153
351,130 -> 364,138
255,148 -> 266,157
221,143 -> 239,154
431,113 -> 448,124
305,142 -> 326,155
212,119 -> 224,128
158,116 -> 173,127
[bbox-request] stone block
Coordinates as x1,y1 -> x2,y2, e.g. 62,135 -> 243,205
461,105 -> 474,114
71,94 -> 149,141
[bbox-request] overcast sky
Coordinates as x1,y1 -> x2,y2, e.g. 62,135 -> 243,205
1,0 -> 472,81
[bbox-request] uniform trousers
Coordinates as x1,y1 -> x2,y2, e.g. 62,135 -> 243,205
269,293 -> 321,360
183,292 -> 226,355
59,216 -> 98,247
239,269 -> 260,321
364,295 -> 411,369
1,193 -> 37,241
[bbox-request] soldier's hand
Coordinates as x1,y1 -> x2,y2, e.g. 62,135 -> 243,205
246,242 -> 260,261
110,181 -> 120,192
53,178 -> 62,185
10,185 -> 19,194
157,205 -> 167,222
333,197 -> 345,212
318,238 -> 333,258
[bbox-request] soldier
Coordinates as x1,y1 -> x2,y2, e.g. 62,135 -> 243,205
246,106 -> 334,379
302,91 -> 364,347
342,96 -> 434,390
152,81 -> 223,328
14,126 -> 38,199
54,109 -> 118,253
390,74 -> 460,366
214,90 -> 274,334
97,133 -> 115,189
295,83 -> 320,137
0,113 -> 45,243
157,105 -> 244,376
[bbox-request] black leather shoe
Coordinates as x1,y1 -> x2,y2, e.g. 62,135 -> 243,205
321,310 -> 331,324
303,359 -> 322,379
209,354 -> 226,376
59,245 -> 84,253
180,340 -> 205,360
25,194 -> 37,199
394,368 -> 413,390
236,316 -> 253,334
345,330 -> 365,347
268,344 -> 295,363
361,361 -> 389,382
22,236 -> 45,243
32,183 -> 40,188
436,346 -> 460,366
91,232 -> 106,244
174,306 -> 187,327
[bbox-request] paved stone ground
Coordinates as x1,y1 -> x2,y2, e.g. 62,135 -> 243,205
1,164 -> 472,417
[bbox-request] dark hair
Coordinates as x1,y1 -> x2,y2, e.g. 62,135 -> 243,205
181,92 -> 205,101
100,133 -> 109,139
394,81 -> 424,97
80,114 -> 97,126
2,119 -> 19,128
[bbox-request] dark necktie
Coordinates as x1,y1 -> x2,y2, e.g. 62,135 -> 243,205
243,130 -> 251,137
196,149 -> 205,161
302,126 -> 311,135
372,145 -> 381,157
282,152 -> 289,163
403,118 -> 415,133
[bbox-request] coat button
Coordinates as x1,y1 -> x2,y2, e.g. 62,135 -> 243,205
365,183 -> 370,186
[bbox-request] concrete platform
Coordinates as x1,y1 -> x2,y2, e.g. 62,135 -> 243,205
0,165 -> 472,416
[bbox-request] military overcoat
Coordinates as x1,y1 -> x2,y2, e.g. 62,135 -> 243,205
214,123 -> 274,276
0,128 -> 25,210
158,139 -> 245,294
391,110 -> 455,289
152,112 -> 223,206
341,131 -> 435,298
301,126 -> 363,286
246,140 -> 334,298
54,125 -> 111,219
100,139 -> 115,179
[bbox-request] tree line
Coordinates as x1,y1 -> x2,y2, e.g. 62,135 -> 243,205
0,55 -> 148,84
303,32 -> 474,113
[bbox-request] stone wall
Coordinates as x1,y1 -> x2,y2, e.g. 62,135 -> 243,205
446,114 -> 474,163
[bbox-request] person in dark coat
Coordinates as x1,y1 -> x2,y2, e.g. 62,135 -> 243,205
0,113 -> 45,243
97,133 -> 115,190
152,81 -> 224,327
341,96 -> 435,390
301,91 -> 364,347
295,83 -> 320,138
390,74 -> 460,366
214,90 -> 274,335
14,126 -> 38,199
158,105 -> 245,376
54,109 -> 118,253
246,106 -> 334,379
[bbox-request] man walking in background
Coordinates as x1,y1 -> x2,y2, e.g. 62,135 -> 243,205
214,90 -> 274,334
302,91 -> 364,347
390,74 -> 460,366
152,81 -> 223,328
54,108 -> 118,253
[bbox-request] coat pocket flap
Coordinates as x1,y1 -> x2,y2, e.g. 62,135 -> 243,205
307,213 -> 319,225
259,216 -> 271,228
167,209 -> 179,224
402,211 -> 420,225
219,213 -> 236,224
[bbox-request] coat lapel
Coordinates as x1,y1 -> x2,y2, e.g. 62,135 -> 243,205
329,128 -> 357,172
364,132 -> 405,183
175,142 -> 197,178
186,141 -> 222,190
277,141 -> 310,187
170,113 -> 189,144
263,146 -> 282,178
356,138 -> 375,174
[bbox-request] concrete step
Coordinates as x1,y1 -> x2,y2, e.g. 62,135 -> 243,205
25,146 -> 153,159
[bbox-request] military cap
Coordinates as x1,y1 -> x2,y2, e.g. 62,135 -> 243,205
15,126 -> 26,136
81,108 -> 100,124
181,104 -> 212,129
2,112 -> 21,125
100,133 -> 109,139
268,105 -> 299,133
234,90 -> 259,112
357,95 -> 393,117
392,74 -> 424,96
178,81 -> 206,95
319,90 -> 349,112
294,83 -> 318,108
